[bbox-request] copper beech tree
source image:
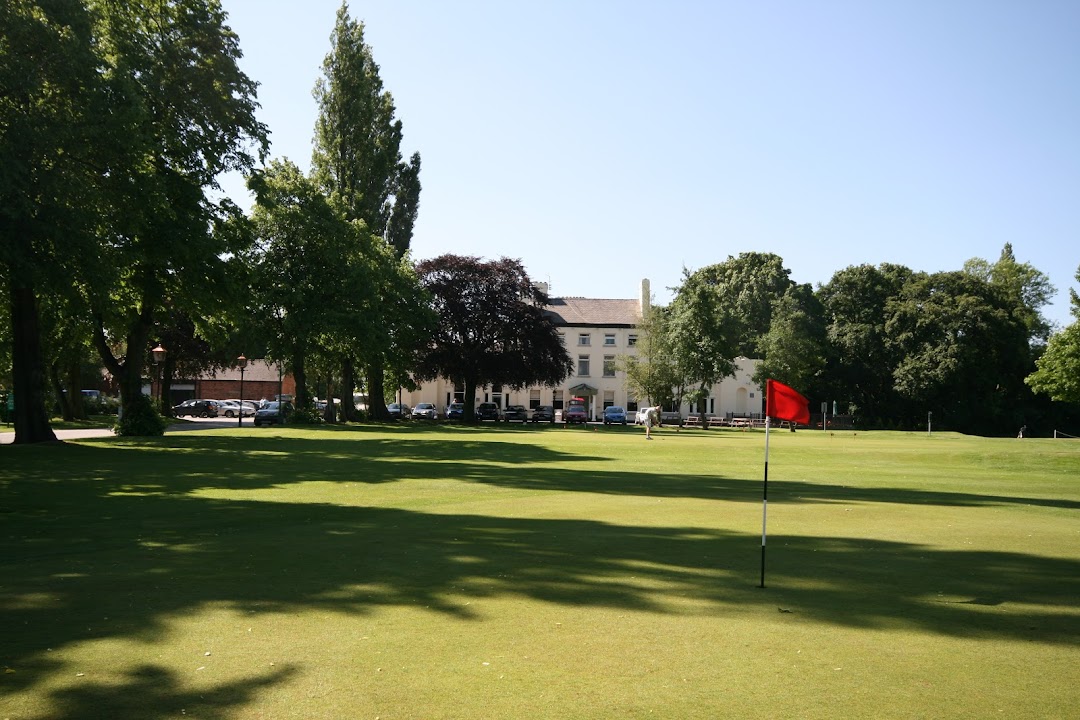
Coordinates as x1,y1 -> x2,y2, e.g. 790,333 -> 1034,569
414,255 -> 571,424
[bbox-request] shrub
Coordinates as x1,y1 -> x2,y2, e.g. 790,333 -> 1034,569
115,394 -> 168,436
288,406 -> 323,426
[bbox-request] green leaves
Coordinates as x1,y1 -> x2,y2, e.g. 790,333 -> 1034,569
1026,265 -> 1080,404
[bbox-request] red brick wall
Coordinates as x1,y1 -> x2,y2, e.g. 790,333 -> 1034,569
194,376 -> 296,401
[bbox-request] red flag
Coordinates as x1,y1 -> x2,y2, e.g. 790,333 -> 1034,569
767,379 -> 810,425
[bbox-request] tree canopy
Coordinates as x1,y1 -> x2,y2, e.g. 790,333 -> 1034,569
1026,265 -> 1080,405
415,255 -> 571,423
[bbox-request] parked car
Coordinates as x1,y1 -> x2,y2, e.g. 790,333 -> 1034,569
173,399 -> 219,418
603,406 -> 627,425
661,410 -> 682,425
446,402 -> 464,421
476,402 -> 502,422
565,405 -> 588,424
503,405 -> 528,422
413,402 -> 437,420
253,401 -> 292,427
531,405 -> 555,423
387,403 -> 412,420
219,400 -> 256,418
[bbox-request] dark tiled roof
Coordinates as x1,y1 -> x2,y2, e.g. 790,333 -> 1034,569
545,297 -> 641,327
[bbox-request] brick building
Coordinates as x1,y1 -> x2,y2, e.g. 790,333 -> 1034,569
166,360 -> 295,405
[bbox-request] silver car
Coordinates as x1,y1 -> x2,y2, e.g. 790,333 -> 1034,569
413,402 -> 437,419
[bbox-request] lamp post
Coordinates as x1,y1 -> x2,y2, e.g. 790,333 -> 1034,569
928,410 -> 933,437
237,355 -> 248,428
151,344 -> 167,413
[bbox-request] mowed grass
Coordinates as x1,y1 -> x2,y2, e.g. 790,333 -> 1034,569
1,423 -> 1078,719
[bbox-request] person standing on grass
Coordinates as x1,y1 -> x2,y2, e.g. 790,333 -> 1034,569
644,405 -> 661,440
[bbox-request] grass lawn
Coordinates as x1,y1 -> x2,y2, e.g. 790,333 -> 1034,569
1,423 -> 1078,719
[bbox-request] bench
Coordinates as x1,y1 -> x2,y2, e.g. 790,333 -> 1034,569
684,414 -> 703,427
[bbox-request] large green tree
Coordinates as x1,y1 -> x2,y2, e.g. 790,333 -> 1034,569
963,243 -> 1055,343
248,160 -> 378,412
1026,265 -> 1080,405
85,0 -> 266,434
666,268 -> 741,408
817,263 -> 913,425
1,0 -> 106,442
886,271 -> 1032,434
752,283 -> 826,396
311,2 -> 421,421
678,253 -> 794,357
415,255 -> 571,424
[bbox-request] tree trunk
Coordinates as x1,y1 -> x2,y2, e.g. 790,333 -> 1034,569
66,361 -> 87,420
92,288 -> 154,421
9,283 -> 57,443
116,327 -> 150,420
293,352 -> 309,408
367,359 -> 388,420
339,357 -> 359,422
50,362 -> 74,421
462,375 -> 478,424
323,376 -> 337,423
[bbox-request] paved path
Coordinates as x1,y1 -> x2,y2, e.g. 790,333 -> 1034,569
0,427 -> 115,444
1,418 -> 243,444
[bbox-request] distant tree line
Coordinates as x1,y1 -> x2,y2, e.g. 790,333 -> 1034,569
624,248 -> 1080,436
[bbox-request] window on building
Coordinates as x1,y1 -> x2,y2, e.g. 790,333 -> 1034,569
553,390 -> 564,410
603,390 -> 614,409
627,396 -> 638,412
578,333 -> 591,346
529,389 -> 541,409
604,333 -> 616,346
603,355 -> 616,377
627,334 -> 638,347
558,332 -> 566,345
577,355 -> 590,376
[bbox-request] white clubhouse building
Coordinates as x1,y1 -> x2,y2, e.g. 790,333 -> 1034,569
399,279 -> 763,421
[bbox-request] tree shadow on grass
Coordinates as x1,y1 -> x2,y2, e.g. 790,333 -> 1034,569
50,431 -> 1080,511
29,663 -> 297,720
2,436 -> 1079,718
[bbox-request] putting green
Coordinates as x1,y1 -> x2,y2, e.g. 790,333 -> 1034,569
1,425 -> 1077,718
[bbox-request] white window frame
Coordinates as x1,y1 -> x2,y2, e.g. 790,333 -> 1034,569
603,355 -> 616,377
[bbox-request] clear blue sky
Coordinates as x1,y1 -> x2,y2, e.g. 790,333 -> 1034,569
217,0 -> 1079,329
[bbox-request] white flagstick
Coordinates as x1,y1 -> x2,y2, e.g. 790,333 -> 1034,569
760,415 -> 771,588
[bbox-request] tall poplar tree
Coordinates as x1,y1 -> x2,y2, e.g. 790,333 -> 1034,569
311,2 -> 422,421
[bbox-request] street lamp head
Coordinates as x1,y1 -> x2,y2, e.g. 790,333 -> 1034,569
238,354 -> 248,369
152,344 -> 166,364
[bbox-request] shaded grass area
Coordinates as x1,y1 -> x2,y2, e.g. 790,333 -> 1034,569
1,425 -> 1078,718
